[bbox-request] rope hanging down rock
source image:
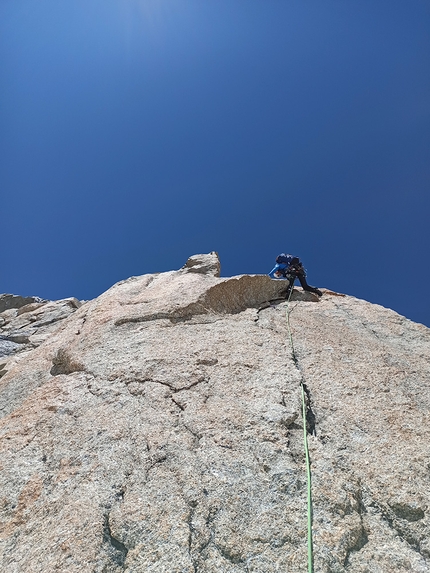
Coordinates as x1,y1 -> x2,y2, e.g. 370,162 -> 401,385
284,288 -> 314,573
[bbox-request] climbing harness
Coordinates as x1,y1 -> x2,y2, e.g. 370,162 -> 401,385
285,287 -> 314,573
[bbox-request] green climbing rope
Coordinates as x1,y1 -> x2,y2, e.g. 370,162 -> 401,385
301,383 -> 314,573
284,287 -> 314,573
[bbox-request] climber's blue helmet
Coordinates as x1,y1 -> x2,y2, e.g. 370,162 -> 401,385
275,254 -> 300,266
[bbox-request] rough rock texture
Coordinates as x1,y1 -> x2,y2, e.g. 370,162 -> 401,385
181,252 -> 221,277
0,294 -> 46,314
0,296 -> 82,381
0,253 -> 429,573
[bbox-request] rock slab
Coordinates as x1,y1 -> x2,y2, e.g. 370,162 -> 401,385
0,253 -> 429,572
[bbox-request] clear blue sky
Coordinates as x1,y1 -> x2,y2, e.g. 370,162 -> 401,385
1,0 -> 429,326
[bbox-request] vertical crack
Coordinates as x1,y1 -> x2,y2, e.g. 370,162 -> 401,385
344,485 -> 369,567
302,383 -> 316,436
283,301 -> 317,436
187,505 -> 198,572
102,513 -> 128,569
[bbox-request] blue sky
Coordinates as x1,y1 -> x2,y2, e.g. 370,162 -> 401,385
1,0 -> 429,326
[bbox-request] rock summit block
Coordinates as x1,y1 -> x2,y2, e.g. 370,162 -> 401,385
181,251 -> 221,277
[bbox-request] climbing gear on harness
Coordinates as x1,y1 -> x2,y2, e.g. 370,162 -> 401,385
284,264 -> 303,297
285,288 -> 314,573
284,263 -> 322,298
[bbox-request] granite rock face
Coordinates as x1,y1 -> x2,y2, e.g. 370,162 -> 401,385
181,252 -> 221,277
0,296 -> 82,382
0,294 -> 46,314
0,253 -> 429,573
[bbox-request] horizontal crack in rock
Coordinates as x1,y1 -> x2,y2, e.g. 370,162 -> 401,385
149,377 -> 207,393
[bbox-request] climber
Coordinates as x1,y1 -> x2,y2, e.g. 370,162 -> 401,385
269,254 -> 322,297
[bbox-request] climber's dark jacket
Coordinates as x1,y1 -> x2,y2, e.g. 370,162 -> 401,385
268,254 -> 322,297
